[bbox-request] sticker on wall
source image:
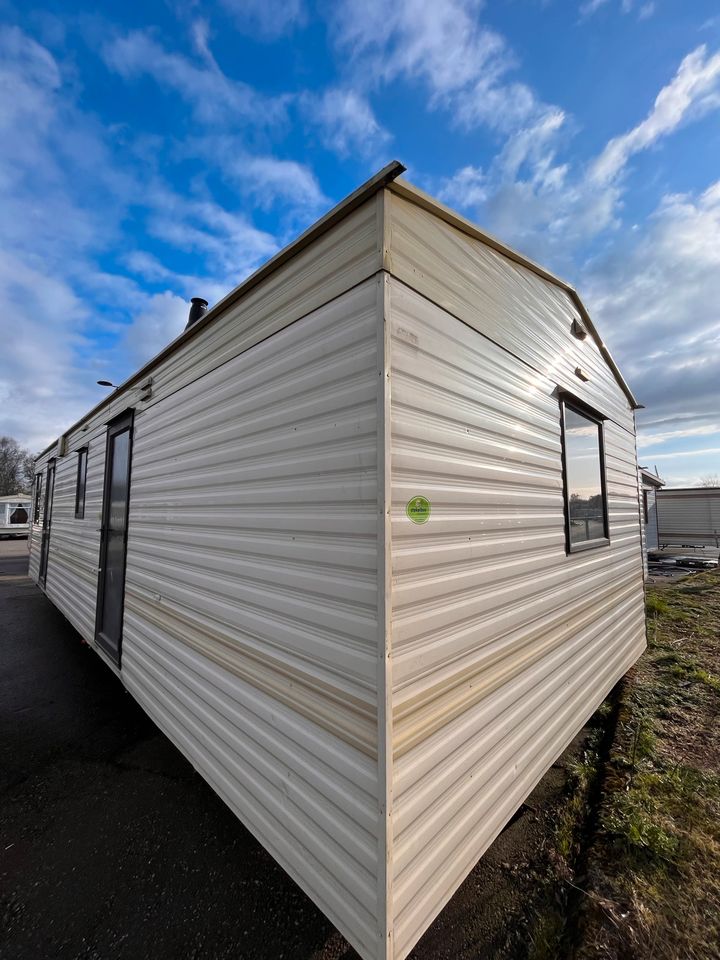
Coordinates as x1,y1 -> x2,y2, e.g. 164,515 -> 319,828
406,495 -> 431,524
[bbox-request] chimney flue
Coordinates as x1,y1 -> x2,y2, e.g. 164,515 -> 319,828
186,297 -> 208,330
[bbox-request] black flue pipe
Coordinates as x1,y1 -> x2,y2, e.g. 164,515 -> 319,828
185,297 -> 209,330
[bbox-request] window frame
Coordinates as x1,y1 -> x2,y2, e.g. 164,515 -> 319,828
74,447 -> 89,519
33,472 -> 43,523
559,395 -> 610,554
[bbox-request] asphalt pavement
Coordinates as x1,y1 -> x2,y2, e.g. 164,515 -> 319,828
0,537 -> 581,960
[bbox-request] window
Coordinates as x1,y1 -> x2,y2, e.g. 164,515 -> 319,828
75,447 -> 88,519
560,399 -> 609,552
33,473 -> 43,522
10,504 -> 28,524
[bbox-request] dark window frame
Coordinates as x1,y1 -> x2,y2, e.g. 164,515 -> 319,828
559,394 -> 610,554
33,472 -> 43,522
75,447 -> 89,519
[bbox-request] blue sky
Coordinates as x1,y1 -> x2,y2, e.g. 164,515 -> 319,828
1,0 -> 719,485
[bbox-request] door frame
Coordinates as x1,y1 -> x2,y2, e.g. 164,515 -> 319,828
95,409 -> 135,666
38,458 -> 56,588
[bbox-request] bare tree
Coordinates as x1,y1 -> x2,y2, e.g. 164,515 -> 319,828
699,473 -> 720,487
0,436 -> 35,495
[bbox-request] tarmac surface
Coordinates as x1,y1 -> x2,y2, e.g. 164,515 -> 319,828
1,537 -> 581,960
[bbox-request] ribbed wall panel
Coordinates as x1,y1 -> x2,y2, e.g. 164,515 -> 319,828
387,278 -> 645,959
121,278 -> 382,958
41,431 -> 107,641
385,191 -> 634,433
657,488 -> 720,547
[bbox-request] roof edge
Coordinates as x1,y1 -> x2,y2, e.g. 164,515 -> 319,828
36,161 -> 406,460
387,177 -> 641,411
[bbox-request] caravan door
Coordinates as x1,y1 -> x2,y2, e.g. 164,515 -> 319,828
95,411 -> 134,665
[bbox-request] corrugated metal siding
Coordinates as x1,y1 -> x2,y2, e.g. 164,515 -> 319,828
657,489 -> 720,548
42,431 -> 107,641
385,192 -> 634,434
120,279 -> 383,960
387,278 -> 645,959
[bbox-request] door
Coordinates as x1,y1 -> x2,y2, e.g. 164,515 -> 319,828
38,460 -> 56,587
96,411 -> 134,665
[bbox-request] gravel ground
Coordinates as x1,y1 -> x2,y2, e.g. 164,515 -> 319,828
1,538 -> 588,960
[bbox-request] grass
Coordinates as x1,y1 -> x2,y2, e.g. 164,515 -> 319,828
572,569 -> 720,960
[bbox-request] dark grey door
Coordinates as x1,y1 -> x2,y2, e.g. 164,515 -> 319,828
96,411 -> 134,665
38,460 -> 56,587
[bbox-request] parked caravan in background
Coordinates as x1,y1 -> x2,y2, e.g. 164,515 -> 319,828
657,486 -> 720,557
640,468 -> 664,551
28,163 -> 647,960
0,494 -> 31,538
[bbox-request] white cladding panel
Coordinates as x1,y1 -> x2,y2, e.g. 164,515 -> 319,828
41,430 -> 107,641
385,191 -> 634,434
120,279 -> 383,960
657,489 -> 720,547
387,279 -> 645,959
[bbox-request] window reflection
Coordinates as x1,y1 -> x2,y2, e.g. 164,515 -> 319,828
563,405 -> 607,546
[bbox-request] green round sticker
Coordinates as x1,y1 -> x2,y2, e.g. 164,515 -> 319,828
406,495 -> 431,524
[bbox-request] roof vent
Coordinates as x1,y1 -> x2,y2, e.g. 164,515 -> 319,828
185,297 -> 208,331
571,318 -> 587,340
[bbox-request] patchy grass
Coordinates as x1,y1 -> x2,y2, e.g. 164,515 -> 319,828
573,569 -> 720,960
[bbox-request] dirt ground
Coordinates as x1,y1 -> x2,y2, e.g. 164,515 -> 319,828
0,538 -> 594,960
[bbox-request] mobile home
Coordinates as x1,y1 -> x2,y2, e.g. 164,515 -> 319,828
657,486 -> 720,554
29,162 -> 647,960
0,494 -> 31,538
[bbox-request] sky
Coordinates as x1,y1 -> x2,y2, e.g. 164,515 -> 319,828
0,0 -> 719,486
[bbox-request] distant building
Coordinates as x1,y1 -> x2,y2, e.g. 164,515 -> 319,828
657,485 -> 720,552
0,494 -> 31,538
640,467 -> 664,550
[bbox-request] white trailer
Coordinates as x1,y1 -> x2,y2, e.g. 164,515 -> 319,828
29,162 -> 646,960
657,486 -> 720,555
0,494 -> 31,538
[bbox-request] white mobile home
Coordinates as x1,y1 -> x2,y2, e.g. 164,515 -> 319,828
657,486 -> 720,553
29,162 -> 647,960
0,494 -> 31,538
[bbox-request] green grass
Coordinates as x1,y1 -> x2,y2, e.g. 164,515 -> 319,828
573,570 -> 720,959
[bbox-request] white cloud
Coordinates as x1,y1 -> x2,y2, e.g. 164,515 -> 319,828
580,0 -> 656,19
436,43 -> 720,272
580,179 -> 720,450
121,291 -> 191,367
300,88 -> 391,157
212,151 -> 328,212
438,165 -> 488,208
641,447 -> 720,460
591,45 -> 720,184
0,27 -> 292,451
331,0 -> 505,99
217,0 -> 306,39
579,0 -> 611,16
102,29 -> 288,126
